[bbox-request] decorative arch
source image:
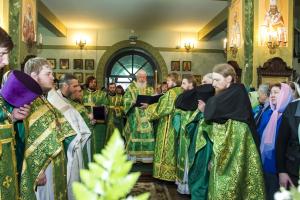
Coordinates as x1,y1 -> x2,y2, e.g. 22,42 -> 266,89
95,40 -> 168,87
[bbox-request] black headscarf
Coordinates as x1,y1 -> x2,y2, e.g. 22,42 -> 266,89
175,84 -> 215,111
204,83 -> 260,148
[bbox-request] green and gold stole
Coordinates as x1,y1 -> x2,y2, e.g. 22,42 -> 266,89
0,97 -> 19,200
20,97 -> 75,200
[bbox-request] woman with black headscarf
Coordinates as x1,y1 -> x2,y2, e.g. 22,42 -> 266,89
198,63 -> 265,200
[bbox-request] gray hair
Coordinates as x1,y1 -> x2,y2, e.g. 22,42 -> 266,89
203,73 -> 212,80
136,69 -> 147,77
258,84 -> 270,96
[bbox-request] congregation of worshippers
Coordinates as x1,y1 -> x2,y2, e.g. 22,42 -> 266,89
1,25 -> 300,200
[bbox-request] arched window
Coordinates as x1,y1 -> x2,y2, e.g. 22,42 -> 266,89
106,49 -> 157,89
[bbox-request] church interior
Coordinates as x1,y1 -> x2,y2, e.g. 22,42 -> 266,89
0,0 -> 297,87
0,0 -> 300,200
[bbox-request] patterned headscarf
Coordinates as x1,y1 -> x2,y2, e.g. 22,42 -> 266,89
260,83 -> 293,161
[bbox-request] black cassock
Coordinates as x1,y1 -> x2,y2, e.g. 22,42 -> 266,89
276,100 -> 300,186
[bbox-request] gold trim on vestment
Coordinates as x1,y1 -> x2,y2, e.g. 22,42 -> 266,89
130,138 -> 155,142
28,105 -> 48,127
0,124 -> 13,129
33,147 -> 63,191
128,151 -> 154,155
24,121 -> 57,158
154,163 -> 176,170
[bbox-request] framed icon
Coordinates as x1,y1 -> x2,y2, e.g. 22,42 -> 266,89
73,72 -> 84,83
85,59 -> 95,70
47,58 -> 56,69
59,59 -> 69,70
182,61 -> 192,71
171,61 -> 180,71
73,59 -> 83,70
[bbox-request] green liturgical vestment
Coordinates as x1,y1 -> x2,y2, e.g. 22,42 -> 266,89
208,120 -> 265,200
186,111 -> 212,200
83,89 -> 108,154
106,94 -> 123,143
20,97 -> 76,200
146,87 -> 182,181
123,81 -> 154,162
173,109 -> 193,182
0,97 -> 18,200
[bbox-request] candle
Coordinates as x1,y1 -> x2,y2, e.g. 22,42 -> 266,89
223,38 -> 227,49
154,70 -> 158,89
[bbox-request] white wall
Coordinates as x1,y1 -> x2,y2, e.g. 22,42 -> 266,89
38,25 -> 226,82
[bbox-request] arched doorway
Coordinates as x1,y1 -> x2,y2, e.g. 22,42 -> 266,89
106,48 -> 157,89
96,40 -> 168,88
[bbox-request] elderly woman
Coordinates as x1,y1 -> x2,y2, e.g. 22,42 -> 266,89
257,83 -> 293,200
198,63 -> 265,200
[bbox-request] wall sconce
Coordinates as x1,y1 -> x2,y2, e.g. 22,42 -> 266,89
223,38 -> 238,58
184,42 -> 194,52
260,26 -> 287,54
76,38 -> 86,49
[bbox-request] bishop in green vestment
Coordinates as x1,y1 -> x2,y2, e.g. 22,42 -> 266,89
146,85 -> 182,181
123,70 -> 155,163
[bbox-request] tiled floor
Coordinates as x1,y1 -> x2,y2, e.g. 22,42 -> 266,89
132,163 -> 191,200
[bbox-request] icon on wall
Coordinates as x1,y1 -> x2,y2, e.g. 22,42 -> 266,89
74,59 -> 83,70
182,61 -> 192,71
85,59 -> 95,70
59,59 -> 69,70
74,72 -> 84,83
171,61 -> 180,71
47,58 -> 56,69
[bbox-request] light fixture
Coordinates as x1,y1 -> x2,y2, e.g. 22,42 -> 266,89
76,38 -> 87,49
260,26 -> 287,54
184,42 -> 194,52
129,29 -> 138,45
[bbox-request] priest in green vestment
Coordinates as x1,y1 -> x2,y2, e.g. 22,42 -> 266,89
21,58 -> 76,200
0,27 -> 31,200
198,64 -> 265,200
123,70 -> 155,163
173,75 -> 196,194
48,73 -> 92,200
106,82 -> 124,142
69,86 -> 93,168
82,76 -> 108,154
145,73 -> 182,181
175,83 -> 215,200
